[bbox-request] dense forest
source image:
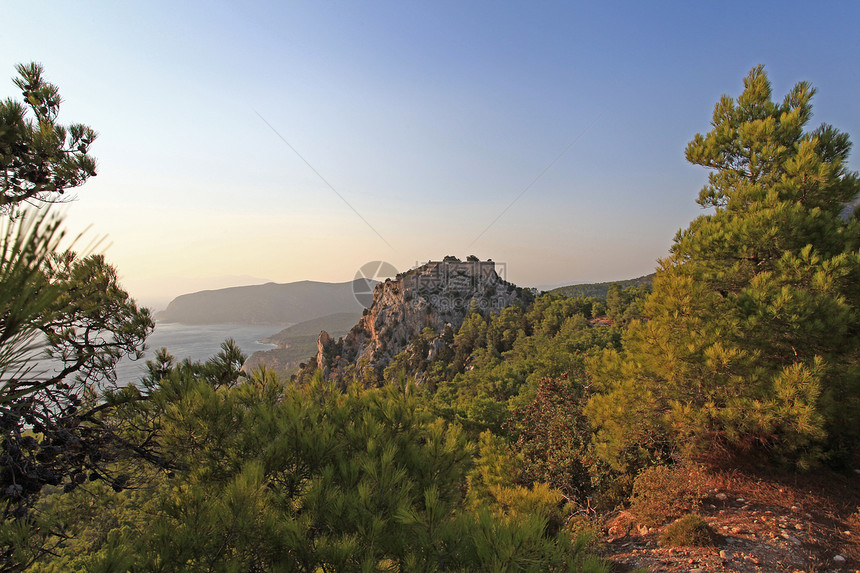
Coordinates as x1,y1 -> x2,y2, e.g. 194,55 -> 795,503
1,63 -> 858,571
547,274 -> 654,300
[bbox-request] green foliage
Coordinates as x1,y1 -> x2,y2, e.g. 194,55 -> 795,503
0,63 -> 156,570
507,377 -> 593,502
450,506 -> 609,573
43,250 -> 153,384
605,283 -> 648,326
0,240 -> 154,528
591,472 -> 633,512
465,431 -> 582,535
425,293 -> 628,436
588,66 -> 860,471
487,482 -> 568,525
629,465 -> 706,527
17,481 -> 158,572
549,274 -> 654,300
658,513 -> 720,547
0,210 -> 64,387
563,514 -> 603,552
466,430 -> 521,509
0,63 -> 97,214
25,363 -> 607,571
465,431 -> 604,559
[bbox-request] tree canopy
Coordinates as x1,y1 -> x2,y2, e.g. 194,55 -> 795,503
0,64 -> 153,567
587,66 -> 860,471
0,63 -> 97,215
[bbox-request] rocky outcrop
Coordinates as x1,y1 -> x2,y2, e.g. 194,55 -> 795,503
303,258 -> 528,384
316,330 -> 333,378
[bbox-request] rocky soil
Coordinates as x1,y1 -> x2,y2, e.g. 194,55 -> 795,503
601,467 -> 860,572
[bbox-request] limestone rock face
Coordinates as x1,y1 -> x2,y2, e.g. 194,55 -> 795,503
307,259 -> 527,383
316,330 -> 334,377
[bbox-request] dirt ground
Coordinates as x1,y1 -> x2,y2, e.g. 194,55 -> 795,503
600,466 -> 860,573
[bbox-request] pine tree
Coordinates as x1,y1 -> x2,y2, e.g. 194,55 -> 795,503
587,66 -> 860,470
0,64 -> 152,569
1,63 -> 97,214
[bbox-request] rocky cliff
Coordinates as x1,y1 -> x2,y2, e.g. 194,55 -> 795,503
302,258 -> 529,383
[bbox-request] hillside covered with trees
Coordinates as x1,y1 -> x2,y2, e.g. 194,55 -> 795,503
1,64 -> 858,571
548,274 -> 655,300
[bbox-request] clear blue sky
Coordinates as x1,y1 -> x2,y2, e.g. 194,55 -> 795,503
3,1 -> 859,308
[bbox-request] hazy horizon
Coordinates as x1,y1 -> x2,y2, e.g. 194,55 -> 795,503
135,265 -> 655,314
3,1 -> 858,307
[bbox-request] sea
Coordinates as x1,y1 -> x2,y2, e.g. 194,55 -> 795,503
111,322 -> 282,383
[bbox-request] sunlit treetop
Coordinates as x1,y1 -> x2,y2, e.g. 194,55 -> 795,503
0,62 -> 97,215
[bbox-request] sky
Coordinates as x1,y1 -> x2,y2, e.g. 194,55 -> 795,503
3,1 -> 859,310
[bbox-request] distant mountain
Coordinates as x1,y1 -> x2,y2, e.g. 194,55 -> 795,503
155,280 -> 369,325
242,312 -> 363,376
126,275 -> 273,313
548,273 -> 655,299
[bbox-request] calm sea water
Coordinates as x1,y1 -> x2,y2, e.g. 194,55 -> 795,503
112,322 -> 281,383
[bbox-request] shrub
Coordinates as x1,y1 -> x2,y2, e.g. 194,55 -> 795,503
490,482 -> 571,532
592,471 -> 634,511
629,464 -> 706,527
659,513 -> 720,547
507,377 -> 593,503
564,514 -> 603,551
